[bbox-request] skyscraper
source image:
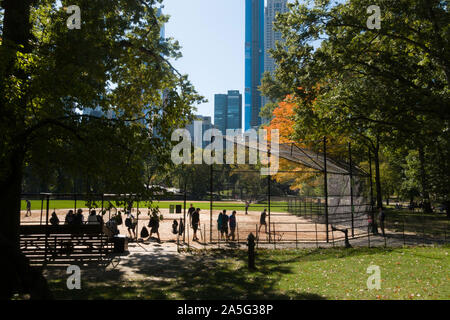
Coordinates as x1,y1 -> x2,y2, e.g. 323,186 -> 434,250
245,0 -> 265,131
214,90 -> 243,134
264,0 -> 288,75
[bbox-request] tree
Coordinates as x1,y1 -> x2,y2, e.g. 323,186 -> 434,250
268,0 -> 449,210
0,0 -> 204,297
259,71 -> 290,124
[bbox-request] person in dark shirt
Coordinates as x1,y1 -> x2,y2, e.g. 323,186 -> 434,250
191,208 -> 200,241
65,210 -> 75,225
258,208 -> 268,234
149,212 -> 161,243
50,212 -> 59,226
220,210 -> 229,240
188,204 -> 196,226
25,200 -> 32,217
74,209 -> 84,225
217,211 -> 223,235
228,211 -> 237,241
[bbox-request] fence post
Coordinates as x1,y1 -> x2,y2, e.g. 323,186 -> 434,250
331,227 -> 335,247
187,223 -> 190,251
367,224 -> 371,248
273,223 -> 276,250
315,222 -> 319,248
323,136 -> 329,242
295,223 -> 298,249
44,194 -> 50,265
203,224 -> 206,250
184,179 -> 187,243
349,142 -> 355,237
247,233 -> 256,270
256,224 -> 259,249
40,195 -> 44,225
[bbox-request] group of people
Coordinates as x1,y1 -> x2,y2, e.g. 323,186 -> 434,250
44,203 -> 271,243
217,209 -> 237,241
184,204 -> 269,242
62,208 -> 105,226
187,205 -> 201,241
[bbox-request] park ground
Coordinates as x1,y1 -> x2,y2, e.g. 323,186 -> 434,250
19,200 -> 449,299
43,244 -> 449,300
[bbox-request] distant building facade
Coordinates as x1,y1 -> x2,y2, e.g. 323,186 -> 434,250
264,0 -> 288,75
214,90 -> 243,134
245,0 -> 265,131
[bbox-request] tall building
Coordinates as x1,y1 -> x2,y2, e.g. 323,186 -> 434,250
264,0 -> 288,75
214,90 -> 243,134
245,0 -> 265,131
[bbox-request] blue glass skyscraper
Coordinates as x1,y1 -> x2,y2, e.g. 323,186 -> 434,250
214,90 -> 242,134
245,0 -> 265,131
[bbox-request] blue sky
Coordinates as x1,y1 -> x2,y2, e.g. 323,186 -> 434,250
163,0 -> 246,122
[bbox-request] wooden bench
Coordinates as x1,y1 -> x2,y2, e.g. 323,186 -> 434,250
20,224 -> 114,267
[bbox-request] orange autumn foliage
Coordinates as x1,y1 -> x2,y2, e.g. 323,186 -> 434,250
264,92 -> 322,192
264,95 -> 296,144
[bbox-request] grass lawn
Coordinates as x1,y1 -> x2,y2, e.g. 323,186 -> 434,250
385,208 -> 449,239
46,245 -> 449,300
21,200 -> 291,213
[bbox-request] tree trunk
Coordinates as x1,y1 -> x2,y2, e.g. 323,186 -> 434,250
0,0 -> 33,248
0,0 -> 53,299
0,150 -> 25,250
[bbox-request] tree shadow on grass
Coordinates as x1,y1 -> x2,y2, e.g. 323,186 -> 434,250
252,247 -> 395,266
45,248 -> 325,300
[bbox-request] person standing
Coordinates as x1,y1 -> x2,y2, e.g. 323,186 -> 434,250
125,212 -> 137,239
191,208 -> 200,241
258,208 -> 268,234
188,204 -> 195,226
149,212 -> 161,243
25,200 -> 32,217
220,210 -> 229,240
245,201 -> 249,215
217,211 -> 223,238
228,211 -> 237,241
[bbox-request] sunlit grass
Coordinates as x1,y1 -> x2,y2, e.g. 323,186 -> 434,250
46,245 -> 449,300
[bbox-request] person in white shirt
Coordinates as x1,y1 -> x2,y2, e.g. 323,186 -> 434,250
88,210 -> 100,225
